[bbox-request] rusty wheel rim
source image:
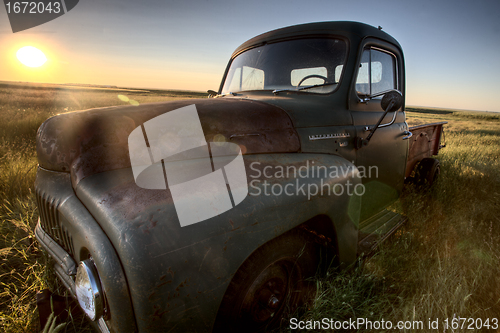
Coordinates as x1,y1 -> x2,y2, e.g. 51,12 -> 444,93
238,259 -> 301,331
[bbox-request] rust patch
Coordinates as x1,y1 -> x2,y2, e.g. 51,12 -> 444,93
157,280 -> 172,288
175,278 -> 189,292
138,220 -> 158,234
151,304 -> 169,321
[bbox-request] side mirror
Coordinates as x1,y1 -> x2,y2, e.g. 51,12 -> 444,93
355,89 -> 403,149
380,90 -> 403,112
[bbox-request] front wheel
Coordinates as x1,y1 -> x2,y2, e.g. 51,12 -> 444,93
213,231 -> 320,332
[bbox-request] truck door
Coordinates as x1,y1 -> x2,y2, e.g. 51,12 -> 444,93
350,42 -> 408,222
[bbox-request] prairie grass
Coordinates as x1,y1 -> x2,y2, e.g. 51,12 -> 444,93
1,83 -> 499,332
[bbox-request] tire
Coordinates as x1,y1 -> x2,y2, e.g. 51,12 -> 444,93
213,231 -> 320,332
414,158 -> 440,187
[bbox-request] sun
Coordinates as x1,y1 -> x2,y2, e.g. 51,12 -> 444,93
16,46 -> 47,67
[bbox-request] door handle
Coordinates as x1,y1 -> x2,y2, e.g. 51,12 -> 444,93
402,131 -> 413,140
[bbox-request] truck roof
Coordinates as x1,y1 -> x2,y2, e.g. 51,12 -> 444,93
232,21 -> 401,58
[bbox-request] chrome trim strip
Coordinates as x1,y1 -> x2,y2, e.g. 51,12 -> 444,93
36,220 -> 77,298
97,318 -> 111,333
35,220 -> 77,276
309,133 -> 350,141
378,110 -> 398,128
37,220 -> 112,330
54,264 -> 77,298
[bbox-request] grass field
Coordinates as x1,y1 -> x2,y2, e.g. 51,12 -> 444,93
0,83 -> 499,332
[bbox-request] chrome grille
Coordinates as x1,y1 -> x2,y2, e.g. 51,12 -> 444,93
36,190 -> 75,256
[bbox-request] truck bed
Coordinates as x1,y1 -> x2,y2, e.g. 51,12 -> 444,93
405,121 -> 447,178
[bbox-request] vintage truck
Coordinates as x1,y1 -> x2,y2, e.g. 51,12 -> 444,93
34,21 -> 446,332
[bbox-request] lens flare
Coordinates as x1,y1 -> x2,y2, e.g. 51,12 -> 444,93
118,95 -> 129,102
16,46 -> 47,67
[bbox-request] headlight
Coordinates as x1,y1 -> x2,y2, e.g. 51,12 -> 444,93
75,259 -> 104,321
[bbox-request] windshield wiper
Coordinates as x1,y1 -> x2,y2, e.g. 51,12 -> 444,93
297,82 -> 337,91
273,83 -> 337,95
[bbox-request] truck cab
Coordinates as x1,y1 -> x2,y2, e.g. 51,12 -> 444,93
216,21 -> 408,221
34,21 -> 444,332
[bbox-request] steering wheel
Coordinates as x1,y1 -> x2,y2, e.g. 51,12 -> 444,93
297,74 -> 328,87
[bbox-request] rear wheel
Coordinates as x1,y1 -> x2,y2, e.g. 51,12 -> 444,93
414,157 -> 440,187
213,231 -> 320,332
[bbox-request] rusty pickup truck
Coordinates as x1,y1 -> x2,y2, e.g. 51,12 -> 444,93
34,21 -> 446,332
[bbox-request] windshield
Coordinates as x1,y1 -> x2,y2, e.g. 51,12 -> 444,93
221,38 -> 347,94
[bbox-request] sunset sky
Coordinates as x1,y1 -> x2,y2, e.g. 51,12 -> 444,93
1,0 -> 499,112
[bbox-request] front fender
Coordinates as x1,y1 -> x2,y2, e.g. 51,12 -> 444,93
75,153 -> 361,331
35,168 -> 137,332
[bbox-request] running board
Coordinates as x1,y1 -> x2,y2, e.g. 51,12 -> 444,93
357,210 -> 408,257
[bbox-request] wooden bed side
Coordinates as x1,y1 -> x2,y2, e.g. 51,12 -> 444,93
405,122 -> 447,178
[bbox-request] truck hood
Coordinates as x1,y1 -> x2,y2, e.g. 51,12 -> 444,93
36,98 -> 300,187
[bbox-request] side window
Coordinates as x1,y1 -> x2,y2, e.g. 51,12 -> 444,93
356,47 -> 397,97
